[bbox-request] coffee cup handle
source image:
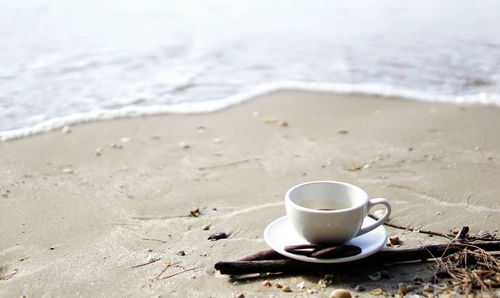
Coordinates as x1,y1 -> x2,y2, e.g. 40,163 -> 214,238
356,198 -> 391,237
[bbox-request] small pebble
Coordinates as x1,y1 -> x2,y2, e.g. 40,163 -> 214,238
262,280 -> 271,287
477,230 -> 495,239
275,283 -> 283,288
121,166 -> 128,171
190,208 -> 201,217
306,289 -> 318,294
177,250 -> 186,256
277,120 -> 288,127
61,168 -> 75,174
146,248 -> 153,252
178,142 -> 190,150
208,232 -> 229,241
330,289 -> 352,298
61,125 -> 72,134
296,281 -> 305,290
147,254 -> 155,262
201,225 -> 210,230
235,294 -> 244,298
95,147 -> 103,156
282,286 -> 292,292
389,236 -> 400,245
212,138 -> 222,143
110,143 -> 123,149
337,130 -> 349,134
120,137 -> 130,143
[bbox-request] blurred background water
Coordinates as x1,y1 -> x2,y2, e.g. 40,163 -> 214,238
1,0 -> 500,138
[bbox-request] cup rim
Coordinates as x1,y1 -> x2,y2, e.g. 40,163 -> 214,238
285,180 -> 368,213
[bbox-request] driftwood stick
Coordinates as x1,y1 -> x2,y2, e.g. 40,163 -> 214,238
237,250 -> 285,261
214,242 -> 500,275
370,215 -> 499,241
453,226 -> 469,242
368,214 -> 453,239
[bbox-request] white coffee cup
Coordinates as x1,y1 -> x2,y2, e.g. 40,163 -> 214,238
285,181 -> 391,245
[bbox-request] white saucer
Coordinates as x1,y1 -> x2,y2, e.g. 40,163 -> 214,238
264,216 -> 387,263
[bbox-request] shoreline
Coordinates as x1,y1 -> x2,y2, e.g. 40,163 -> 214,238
2,81 -> 500,142
1,90 -> 499,297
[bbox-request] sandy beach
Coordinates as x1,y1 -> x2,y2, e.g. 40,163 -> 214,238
1,90 -> 499,297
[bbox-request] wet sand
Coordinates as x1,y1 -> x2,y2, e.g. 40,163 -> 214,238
1,91 -> 499,297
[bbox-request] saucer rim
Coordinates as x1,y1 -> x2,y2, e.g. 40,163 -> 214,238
263,215 -> 388,264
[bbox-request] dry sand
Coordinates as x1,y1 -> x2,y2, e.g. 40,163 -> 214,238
1,91 -> 499,297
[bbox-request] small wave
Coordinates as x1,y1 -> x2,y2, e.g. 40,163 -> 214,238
1,81 -> 499,141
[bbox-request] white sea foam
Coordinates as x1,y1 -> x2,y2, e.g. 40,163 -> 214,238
1,81 -> 498,141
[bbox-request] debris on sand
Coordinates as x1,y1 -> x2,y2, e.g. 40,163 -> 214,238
61,168 -> 75,174
190,208 -> 201,217
329,289 -> 351,298
61,125 -> 72,134
178,142 -> 190,150
389,236 -> 400,245
434,246 -> 500,294
368,288 -> 383,296
208,232 -> 229,241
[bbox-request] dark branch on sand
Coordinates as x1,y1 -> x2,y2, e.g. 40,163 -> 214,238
214,242 -> 500,275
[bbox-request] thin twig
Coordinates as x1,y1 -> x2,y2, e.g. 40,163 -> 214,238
369,215 -> 499,242
0,269 -> 18,281
368,214 -> 453,239
131,215 -> 191,221
158,267 -> 197,280
149,261 -> 182,280
141,237 -> 168,244
197,159 -> 251,171
130,258 -> 160,269
150,266 -> 170,281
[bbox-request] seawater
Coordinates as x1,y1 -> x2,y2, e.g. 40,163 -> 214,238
1,0 -> 499,141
